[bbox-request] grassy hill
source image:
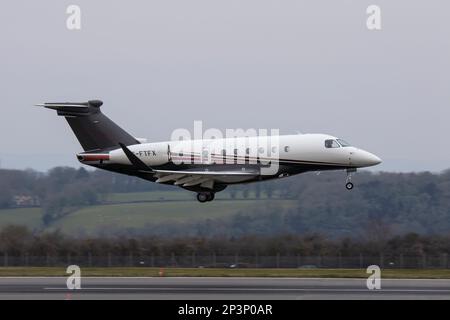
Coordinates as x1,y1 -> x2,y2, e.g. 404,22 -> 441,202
0,207 -> 43,229
0,191 -> 294,235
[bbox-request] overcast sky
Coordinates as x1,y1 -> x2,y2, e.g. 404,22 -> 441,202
0,0 -> 448,172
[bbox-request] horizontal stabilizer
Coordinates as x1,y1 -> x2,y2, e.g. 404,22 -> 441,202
35,100 -> 103,117
38,99 -> 139,151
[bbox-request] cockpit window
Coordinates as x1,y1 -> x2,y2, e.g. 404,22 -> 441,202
337,139 -> 351,147
325,139 -> 340,148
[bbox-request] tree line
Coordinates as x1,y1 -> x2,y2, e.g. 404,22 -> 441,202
0,225 -> 449,258
1,167 -> 450,237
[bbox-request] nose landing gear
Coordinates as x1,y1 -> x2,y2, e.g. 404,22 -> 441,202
196,192 -> 215,203
345,168 -> 356,190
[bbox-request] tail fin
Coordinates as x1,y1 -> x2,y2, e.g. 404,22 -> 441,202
36,100 -> 139,151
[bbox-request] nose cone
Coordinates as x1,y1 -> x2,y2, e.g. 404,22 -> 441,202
351,150 -> 382,167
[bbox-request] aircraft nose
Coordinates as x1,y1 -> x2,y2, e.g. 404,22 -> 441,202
366,152 -> 382,166
351,150 -> 382,167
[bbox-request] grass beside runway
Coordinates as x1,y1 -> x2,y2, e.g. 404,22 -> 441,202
2,267 -> 450,278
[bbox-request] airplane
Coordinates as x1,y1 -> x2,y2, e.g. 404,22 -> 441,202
37,100 -> 382,203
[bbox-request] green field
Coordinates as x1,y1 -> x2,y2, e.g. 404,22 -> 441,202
0,191 -> 294,235
104,191 -> 193,203
0,267 -> 450,279
0,207 -> 43,229
103,190 -> 280,203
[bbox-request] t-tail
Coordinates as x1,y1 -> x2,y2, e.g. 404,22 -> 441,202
36,100 -> 139,152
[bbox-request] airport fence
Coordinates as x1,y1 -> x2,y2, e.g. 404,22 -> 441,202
0,253 -> 449,269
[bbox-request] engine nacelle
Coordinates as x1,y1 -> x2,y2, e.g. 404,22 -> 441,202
109,143 -> 169,166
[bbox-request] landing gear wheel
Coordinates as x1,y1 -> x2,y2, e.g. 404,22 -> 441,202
197,192 -> 215,202
197,193 -> 209,203
345,168 -> 356,191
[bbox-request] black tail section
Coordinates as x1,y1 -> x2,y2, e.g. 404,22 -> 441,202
37,100 -> 139,151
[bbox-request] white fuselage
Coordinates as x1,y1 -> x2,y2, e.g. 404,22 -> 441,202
77,133 -> 382,194
106,133 -> 381,172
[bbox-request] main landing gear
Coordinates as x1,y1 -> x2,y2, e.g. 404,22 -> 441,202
345,168 -> 356,190
197,192 -> 215,203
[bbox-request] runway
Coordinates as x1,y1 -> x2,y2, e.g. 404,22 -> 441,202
0,277 -> 450,299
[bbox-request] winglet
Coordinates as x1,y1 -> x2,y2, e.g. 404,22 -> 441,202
118,143 -> 153,172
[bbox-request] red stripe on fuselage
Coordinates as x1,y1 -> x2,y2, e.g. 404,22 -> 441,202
79,154 -> 110,161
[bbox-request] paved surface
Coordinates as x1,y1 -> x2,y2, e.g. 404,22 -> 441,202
1,277 -> 450,299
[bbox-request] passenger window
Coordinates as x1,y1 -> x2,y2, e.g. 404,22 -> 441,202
325,139 -> 340,148
284,146 -> 290,152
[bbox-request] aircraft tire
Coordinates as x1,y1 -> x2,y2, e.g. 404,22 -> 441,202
197,193 -> 209,203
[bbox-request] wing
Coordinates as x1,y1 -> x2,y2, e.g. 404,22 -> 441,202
153,169 -> 259,189
118,144 -> 259,189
